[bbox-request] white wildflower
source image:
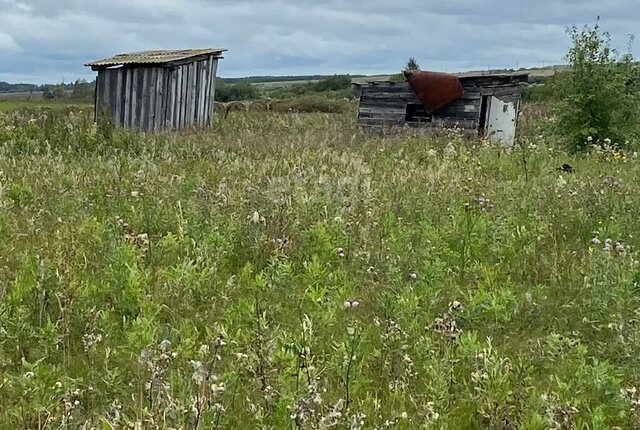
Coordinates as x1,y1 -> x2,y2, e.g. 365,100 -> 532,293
443,142 -> 457,158
198,344 -> 210,357
159,339 -> 171,352
211,382 -> 225,395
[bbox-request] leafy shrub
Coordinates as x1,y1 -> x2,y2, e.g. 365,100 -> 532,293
553,21 -> 640,151
215,80 -> 259,102
522,76 -> 557,103
314,75 -> 352,92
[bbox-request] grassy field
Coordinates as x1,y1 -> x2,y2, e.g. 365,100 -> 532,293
0,104 -> 639,429
0,99 -> 91,112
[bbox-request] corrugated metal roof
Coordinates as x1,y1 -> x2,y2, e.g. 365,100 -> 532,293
85,48 -> 226,68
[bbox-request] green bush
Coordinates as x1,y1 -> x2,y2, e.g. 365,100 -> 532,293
522,77 -> 557,103
314,75 -> 352,92
553,21 -> 640,151
215,80 -> 259,102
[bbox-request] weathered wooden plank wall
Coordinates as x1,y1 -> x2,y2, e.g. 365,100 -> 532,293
357,81 -> 482,130
356,75 -> 527,132
94,57 -> 218,132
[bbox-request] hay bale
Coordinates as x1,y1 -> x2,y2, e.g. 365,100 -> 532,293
213,101 -> 228,116
213,101 -> 246,119
225,101 -> 247,115
248,100 -> 269,111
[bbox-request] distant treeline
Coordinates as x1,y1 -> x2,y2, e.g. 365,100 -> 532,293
0,80 -> 96,94
215,74 -> 357,102
0,82 -> 41,93
221,74 -> 366,84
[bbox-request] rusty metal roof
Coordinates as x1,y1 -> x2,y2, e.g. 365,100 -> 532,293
85,48 -> 226,68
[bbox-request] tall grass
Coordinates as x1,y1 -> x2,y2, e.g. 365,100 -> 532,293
0,107 -> 639,429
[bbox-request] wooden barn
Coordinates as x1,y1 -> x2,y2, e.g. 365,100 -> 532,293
354,71 -> 529,146
85,48 -> 226,132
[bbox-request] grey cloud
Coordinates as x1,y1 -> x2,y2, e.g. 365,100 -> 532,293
1,0 -> 639,83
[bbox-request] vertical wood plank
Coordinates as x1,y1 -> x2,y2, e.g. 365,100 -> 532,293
178,65 -> 189,128
201,58 -> 210,126
147,68 -> 157,133
182,64 -> 193,128
186,63 -> 192,127
96,71 -> 106,120
175,66 -> 183,129
177,66 -> 184,129
185,63 -> 192,127
109,70 -> 118,123
193,61 -> 201,126
103,70 -> 111,119
140,68 -> 150,132
102,71 -> 109,119
124,69 -> 132,128
162,69 -> 171,131
194,61 -> 201,126
188,62 -> 197,127
200,60 -> 207,126
160,70 -> 168,131
154,68 -> 164,132
198,60 -> 207,126
115,69 -> 124,127
208,59 -> 219,126
131,68 -> 139,130
138,69 -> 145,131
167,68 -> 177,130
94,71 -> 101,122
208,57 -> 215,125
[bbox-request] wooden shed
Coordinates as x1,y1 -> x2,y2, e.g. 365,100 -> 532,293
354,71 -> 529,146
85,48 -> 226,132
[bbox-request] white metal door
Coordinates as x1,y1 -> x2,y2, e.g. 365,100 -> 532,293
485,96 -> 518,147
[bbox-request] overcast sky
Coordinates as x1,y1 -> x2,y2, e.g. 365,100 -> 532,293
0,0 -> 638,84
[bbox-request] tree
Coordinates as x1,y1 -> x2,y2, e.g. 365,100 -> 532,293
405,57 -> 420,71
553,19 -> 640,151
42,87 -> 54,99
71,79 -> 94,100
215,80 -> 259,102
53,86 -> 66,99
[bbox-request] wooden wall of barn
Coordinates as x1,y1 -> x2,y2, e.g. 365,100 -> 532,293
356,75 -> 527,132
95,55 -> 219,132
